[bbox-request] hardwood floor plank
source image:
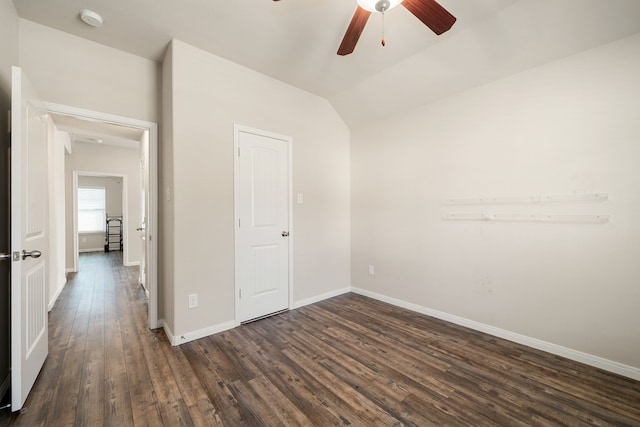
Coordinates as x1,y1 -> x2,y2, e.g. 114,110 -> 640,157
236,322 -> 357,426
227,379 -> 283,426
181,339 -> 257,426
282,345 -> 403,426
247,374 -> 314,426
129,289 -> 196,427
116,278 -> 163,426
157,333 -> 223,427
104,276 -> 135,426
157,399 -> 194,427
200,334 -> 258,384
289,328 -> 410,403
45,267 -> 95,426
239,336 -> 354,424
74,269 -> 106,426
260,308 -> 487,426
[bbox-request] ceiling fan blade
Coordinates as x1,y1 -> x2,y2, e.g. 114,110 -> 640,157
402,0 -> 456,35
337,6 -> 371,56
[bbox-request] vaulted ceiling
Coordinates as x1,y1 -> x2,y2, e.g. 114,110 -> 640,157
13,0 -> 640,127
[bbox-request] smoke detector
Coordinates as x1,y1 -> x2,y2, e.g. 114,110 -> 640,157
79,9 -> 104,27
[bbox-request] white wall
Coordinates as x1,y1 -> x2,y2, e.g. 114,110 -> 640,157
351,33 -> 640,371
47,123 -> 69,309
18,19 -> 159,123
0,0 -> 18,98
65,142 -> 141,270
77,176 -> 123,252
163,40 -> 351,339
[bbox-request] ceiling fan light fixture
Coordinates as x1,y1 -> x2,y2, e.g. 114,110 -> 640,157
356,0 -> 402,13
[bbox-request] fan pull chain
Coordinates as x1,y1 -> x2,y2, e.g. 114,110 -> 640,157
381,8 -> 386,46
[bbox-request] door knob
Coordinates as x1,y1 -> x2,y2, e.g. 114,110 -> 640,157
281,231 -> 289,237
136,227 -> 144,231
0,253 -> 11,261
22,249 -> 42,260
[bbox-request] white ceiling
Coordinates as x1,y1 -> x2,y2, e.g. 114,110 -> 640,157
13,0 -> 640,127
51,113 -> 142,150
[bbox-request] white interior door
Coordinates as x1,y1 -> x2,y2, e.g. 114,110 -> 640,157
235,126 -> 290,322
11,66 -> 49,411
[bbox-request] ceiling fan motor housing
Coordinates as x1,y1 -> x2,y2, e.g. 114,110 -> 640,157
357,0 -> 402,13
375,0 -> 391,12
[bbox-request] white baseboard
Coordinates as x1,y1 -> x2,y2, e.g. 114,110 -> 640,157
79,248 -> 103,253
149,318 -> 163,330
125,261 -> 140,267
167,320 -> 238,346
47,277 -> 67,312
351,287 -> 640,381
162,321 -> 175,345
292,287 -> 351,310
65,267 -> 77,273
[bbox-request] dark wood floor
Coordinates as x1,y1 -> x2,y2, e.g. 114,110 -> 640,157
1,252 -> 639,426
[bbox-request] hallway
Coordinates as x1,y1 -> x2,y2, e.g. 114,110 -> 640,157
0,252 -> 197,426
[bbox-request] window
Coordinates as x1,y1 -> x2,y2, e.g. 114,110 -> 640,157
78,187 -> 106,233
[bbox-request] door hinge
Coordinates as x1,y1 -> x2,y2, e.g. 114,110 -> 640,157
238,218 -> 240,228
238,147 -> 240,157
239,289 -> 242,299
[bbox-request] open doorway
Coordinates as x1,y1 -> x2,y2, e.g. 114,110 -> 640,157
45,102 -> 158,329
74,173 -> 127,258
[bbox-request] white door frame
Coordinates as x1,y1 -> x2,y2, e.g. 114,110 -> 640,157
43,102 -> 159,330
233,124 -> 294,324
72,171 -> 128,263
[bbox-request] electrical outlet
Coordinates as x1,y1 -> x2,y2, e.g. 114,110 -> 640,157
188,294 -> 198,309
368,265 -> 375,276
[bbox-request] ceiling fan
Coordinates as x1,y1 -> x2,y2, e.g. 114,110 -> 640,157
273,0 -> 456,56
